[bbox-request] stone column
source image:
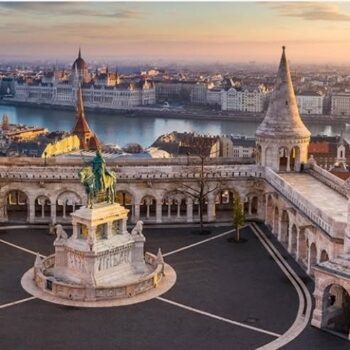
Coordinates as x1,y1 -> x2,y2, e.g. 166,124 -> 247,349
287,224 -> 292,253
286,156 -> 291,172
28,196 -> 35,223
307,246 -> 312,275
248,198 -> 252,216
167,203 -> 171,218
146,203 -> 150,219
177,203 -> 180,218
186,198 -> 193,223
134,204 -> 140,221
51,202 -> 57,224
156,202 -> 162,223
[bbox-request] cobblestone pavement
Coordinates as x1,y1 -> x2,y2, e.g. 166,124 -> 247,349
0,225 -> 348,350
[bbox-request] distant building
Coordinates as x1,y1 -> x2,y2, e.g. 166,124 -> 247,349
231,136 -> 256,158
191,82 -> 212,104
10,49 -> 155,109
308,135 -> 350,170
154,80 -> 197,102
151,131 -> 220,158
331,93 -> 350,116
221,85 -> 268,113
296,92 -> 324,115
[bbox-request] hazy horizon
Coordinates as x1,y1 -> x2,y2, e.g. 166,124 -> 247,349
2,2 -> 350,65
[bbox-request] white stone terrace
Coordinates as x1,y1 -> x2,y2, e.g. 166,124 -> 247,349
265,167 -> 348,240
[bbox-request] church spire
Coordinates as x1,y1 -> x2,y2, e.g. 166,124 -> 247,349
78,47 -> 81,59
72,86 -> 100,150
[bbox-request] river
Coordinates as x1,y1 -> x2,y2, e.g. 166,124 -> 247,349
0,105 -> 347,147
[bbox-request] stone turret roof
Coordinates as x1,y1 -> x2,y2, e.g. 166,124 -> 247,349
256,47 -> 311,139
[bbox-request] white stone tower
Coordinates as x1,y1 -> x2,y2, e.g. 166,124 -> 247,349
256,46 -> 311,172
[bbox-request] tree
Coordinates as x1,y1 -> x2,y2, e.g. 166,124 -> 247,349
176,134 -> 221,234
233,196 -> 245,242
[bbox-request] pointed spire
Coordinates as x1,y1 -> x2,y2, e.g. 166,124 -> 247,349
72,87 -> 100,150
256,46 -> 311,138
78,47 -> 81,59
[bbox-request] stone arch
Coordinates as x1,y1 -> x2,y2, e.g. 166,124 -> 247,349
321,284 -> 350,337
56,191 -> 82,220
251,196 -> 258,215
273,206 -> 279,236
140,195 -> 157,220
34,195 -> 51,221
279,146 -> 289,172
290,146 -> 301,171
290,224 -> 298,255
280,210 -> 289,245
162,191 -> 187,220
5,190 -> 29,222
298,229 -> 308,268
320,249 -> 329,263
215,189 -> 239,221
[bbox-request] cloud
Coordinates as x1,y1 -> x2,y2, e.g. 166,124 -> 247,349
0,2 -> 143,19
268,2 -> 350,22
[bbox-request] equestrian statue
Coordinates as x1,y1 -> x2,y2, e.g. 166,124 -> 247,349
79,150 -> 117,208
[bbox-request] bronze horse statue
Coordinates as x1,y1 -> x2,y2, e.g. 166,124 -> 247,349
79,165 -> 116,208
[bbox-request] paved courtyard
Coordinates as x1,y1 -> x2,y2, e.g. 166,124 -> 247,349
0,224 -> 348,350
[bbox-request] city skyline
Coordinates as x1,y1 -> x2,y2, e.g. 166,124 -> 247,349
2,1 -> 350,64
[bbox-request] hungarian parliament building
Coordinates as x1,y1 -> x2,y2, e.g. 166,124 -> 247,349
9,50 -> 156,109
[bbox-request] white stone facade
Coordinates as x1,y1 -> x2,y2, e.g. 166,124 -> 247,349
221,87 -> 268,113
297,94 -> 324,115
12,82 -> 156,109
331,93 -> 350,116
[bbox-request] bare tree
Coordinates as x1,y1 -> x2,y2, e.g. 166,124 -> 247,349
176,135 -> 221,234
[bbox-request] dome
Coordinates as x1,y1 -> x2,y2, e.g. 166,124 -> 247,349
256,46 -> 310,139
72,48 -> 87,71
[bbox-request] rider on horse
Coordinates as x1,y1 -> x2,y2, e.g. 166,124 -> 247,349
91,149 -> 114,192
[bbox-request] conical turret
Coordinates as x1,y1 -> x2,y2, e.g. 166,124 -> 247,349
256,46 -> 310,138
255,47 -> 311,172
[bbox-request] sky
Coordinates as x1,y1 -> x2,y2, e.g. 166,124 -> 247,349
2,1 -> 350,64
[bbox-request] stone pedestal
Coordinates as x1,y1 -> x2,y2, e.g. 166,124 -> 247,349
52,202 -> 145,287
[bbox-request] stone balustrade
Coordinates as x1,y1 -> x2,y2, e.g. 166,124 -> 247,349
265,168 -> 346,239
307,162 -> 347,197
34,252 -> 165,302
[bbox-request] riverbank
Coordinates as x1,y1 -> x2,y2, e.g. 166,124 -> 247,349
1,99 -> 348,125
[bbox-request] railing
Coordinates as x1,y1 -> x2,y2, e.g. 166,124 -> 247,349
0,164 -> 264,182
307,162 -> 347,197
265,168 -> 346,238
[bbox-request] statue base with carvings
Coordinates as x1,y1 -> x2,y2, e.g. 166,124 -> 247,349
21,202 -> 176,307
